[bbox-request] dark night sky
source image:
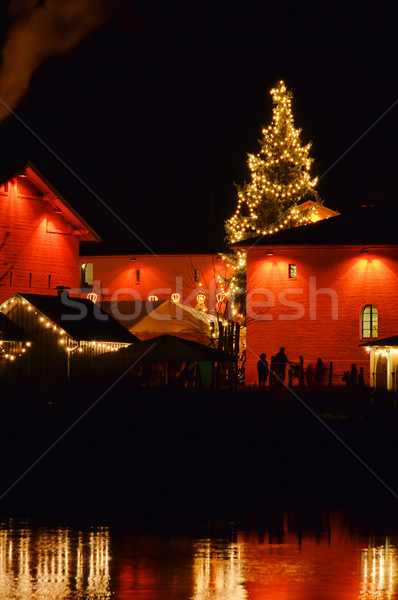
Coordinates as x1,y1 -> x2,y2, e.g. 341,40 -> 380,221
0,0 -> 397,253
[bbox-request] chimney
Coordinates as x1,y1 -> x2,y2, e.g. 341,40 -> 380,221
55,285 -> 71,298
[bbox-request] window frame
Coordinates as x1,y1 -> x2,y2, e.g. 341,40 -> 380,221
361,304 -> 378,339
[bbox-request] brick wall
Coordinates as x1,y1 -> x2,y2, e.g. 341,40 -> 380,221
79,254 -> 231,310
0,177 -> 79,303
246,246 -> 398,386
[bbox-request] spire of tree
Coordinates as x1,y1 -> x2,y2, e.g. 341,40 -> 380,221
226,80 -> 320,243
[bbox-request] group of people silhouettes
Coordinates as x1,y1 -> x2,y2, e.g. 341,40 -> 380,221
257,347 -> 289,388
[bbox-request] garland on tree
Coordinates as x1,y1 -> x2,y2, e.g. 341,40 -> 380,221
222,80 -> 322,318
226,80 -> 320,243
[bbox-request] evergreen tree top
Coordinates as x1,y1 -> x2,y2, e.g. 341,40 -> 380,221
226,80 -> 320,243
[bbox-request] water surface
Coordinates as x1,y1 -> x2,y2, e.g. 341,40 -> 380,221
0,513 -> 397,599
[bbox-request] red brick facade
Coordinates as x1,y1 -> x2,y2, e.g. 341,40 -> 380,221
245,244 -> 398,386
79,254 -> 231,311
0,164 -> 99,304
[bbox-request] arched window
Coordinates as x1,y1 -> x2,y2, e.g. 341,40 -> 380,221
361,305 -> 378,338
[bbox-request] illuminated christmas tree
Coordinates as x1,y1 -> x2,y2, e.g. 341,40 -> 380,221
226,80 -> 320,243
222,81 -> 322,320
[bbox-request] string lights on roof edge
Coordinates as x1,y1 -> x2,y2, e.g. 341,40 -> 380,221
0,296 -> 129,356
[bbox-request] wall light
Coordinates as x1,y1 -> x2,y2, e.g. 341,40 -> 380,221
360,248 -> 368,255
130,257 -> 136,261
265,249 -> 274,256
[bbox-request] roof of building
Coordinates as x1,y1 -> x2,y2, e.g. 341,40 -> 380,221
0,160 -> 101,243
79,241 -> 230,257
18,294 -> 138,343
98,333 -> 234,363
232,204 -> 398,248
0,313 -> 30,342
359,335 -> 398,348
103,299 -> 218,344
102,299 -> 165,329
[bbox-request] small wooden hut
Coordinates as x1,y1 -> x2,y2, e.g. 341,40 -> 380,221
1,293 -> 138,381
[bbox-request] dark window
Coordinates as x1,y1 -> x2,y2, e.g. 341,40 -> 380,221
9,271 -> 12,286
136,269 -> 141,284
361,305 -> 378,338
48,274 -> 51,289
288,264 -> 297,278
29,273 -> 32,288
194,269 -> 199,282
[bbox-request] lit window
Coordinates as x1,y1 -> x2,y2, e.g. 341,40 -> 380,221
361,305 -> 378,338
81,263 -> 93,289
194,269 -> 199,282
288,264 -> 297,278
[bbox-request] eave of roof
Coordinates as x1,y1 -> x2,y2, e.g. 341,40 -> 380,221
231,205 -> 398,249
359,336 -> 398,348
17,294 -> 138,343
24,161 -> 101,243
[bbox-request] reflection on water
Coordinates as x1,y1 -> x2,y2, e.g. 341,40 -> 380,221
0,514 -> 398,599
192,540 -> 247,600
361,543 -> 396,600
0,524 -> 110,599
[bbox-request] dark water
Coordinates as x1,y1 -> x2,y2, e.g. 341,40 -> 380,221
1,512 -> 398,599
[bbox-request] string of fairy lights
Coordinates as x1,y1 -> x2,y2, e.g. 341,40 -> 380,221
0,296 -> 129,359
221,80 -> 323,319
226,80 -> 319,243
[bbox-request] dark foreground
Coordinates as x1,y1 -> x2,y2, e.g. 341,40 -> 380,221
0,381 -> 397,530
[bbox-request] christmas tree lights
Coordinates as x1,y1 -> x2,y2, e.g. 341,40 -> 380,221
226,80 -> 320,243
223,80 -> 323,318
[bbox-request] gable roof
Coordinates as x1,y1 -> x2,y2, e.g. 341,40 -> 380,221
129,300 -> 218,342
102,299 -> 165,329
100,333 -> 233,363
232,205 -> 398,249
0,160 -> 101,243
103,299 -> 218,344
18,294 -> 138,343
0,312 -> 29,342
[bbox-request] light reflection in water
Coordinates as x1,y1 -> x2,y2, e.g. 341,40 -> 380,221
0,524 -> 111,600
360,541 -> 398,600
0,517 -> 398,599
192,540 -> 247,600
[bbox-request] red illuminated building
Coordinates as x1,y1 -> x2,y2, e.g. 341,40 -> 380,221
0,161 -> 100,304
236,205 -> 398,386
79,252 -> 231,312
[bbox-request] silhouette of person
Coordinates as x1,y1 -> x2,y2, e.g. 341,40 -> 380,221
349,363 -> 358,386
274,347 -> 289,382
314,358 -> 325,387
305,363 -> 314,388
257,353 -> 269,388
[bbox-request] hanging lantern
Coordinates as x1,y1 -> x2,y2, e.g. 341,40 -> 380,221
196,292 -> 206,304
171,293 -> 180,303
148,295 -> 158,301
87,293 -> 98,303
216,292 -> 226,303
